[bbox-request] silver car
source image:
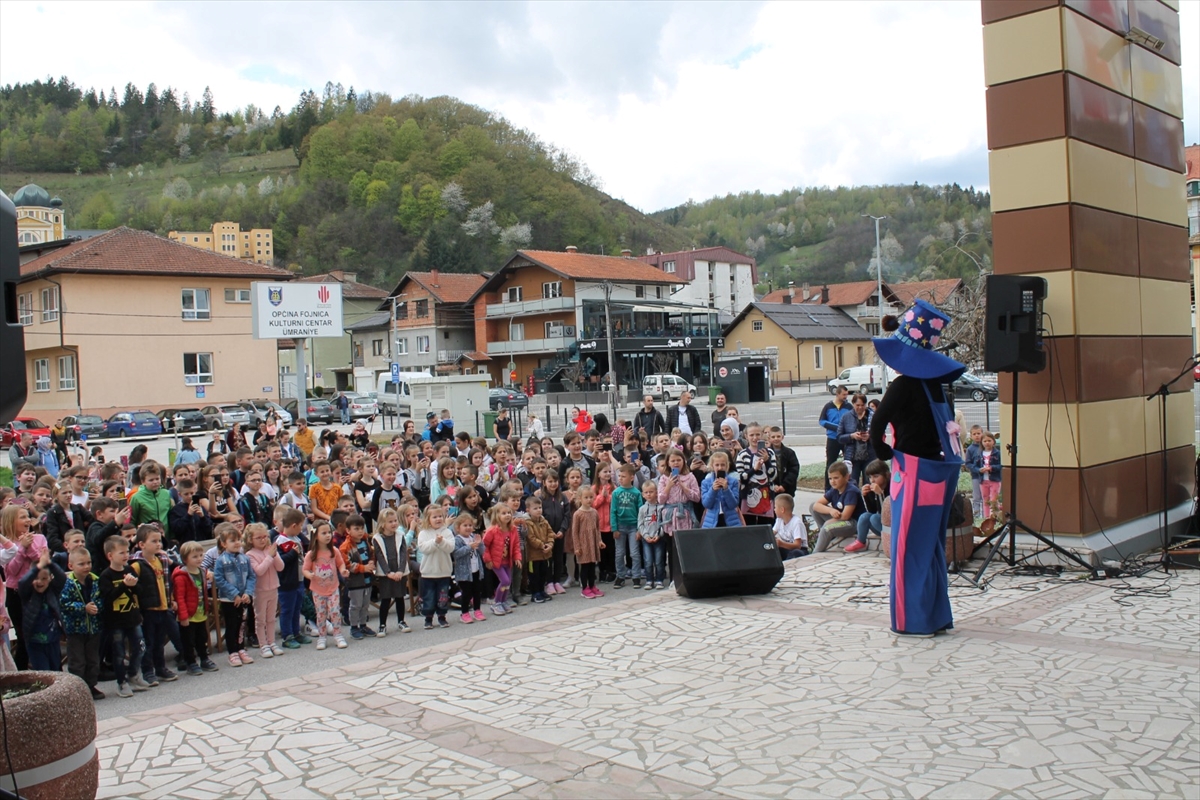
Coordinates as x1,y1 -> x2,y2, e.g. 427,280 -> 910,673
343,393 -> 378,420
200,404 -> 252,430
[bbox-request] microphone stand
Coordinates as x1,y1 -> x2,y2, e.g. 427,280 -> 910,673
1144,354 -> 1198,575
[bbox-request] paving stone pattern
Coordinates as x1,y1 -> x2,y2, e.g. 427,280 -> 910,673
96,553 -> 1200,799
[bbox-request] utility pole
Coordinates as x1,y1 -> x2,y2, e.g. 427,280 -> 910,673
603,281 -> 618,417
862,214 -> 888,390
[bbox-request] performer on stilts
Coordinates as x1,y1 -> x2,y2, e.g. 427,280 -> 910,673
869,299 -> 967,638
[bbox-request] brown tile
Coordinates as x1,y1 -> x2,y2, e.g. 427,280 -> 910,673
1078,336 -> 1144,401
1129,0 -> 1182,65
982,0 -> 1061,25
1063,0 -> 1128,34
1145,445 -> 1194,511
1003,464 -> 1082,534
1065,73 -> 1133,157
1071,204 -> 1139,276
1133,101 -> 1186,172
993,205 -> 1072,275
1137,218 -> 1190,282
1080,454 -> 1150,533
998,336 -> 1077,404
1142,336 -> 1195,397
987,74 -> 1066,150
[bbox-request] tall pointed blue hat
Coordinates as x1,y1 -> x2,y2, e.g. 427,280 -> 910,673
872,299 -> 966,381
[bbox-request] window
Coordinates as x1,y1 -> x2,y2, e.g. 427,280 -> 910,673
510,323 -> 525,341
542,281 -> 562,299
371,338 -> 384,356
41,286 -> 59,322
752,320 -> 764,332
506,286 -> 523,303
663,261 -> 676,273
182,288 -> 211,320
415,299 -> 429,318
836,346 -> 845,369
655,287 -> 663,299
33,359 -> 50,392
396,338 -> 408,355
17,293 -> 32,326
635,286 -> 645,298
813,345 -> 824,371
183,352 -> 213,385
417,335 -> 431,354
224,288 -> 251,303
58,355 -> 76,391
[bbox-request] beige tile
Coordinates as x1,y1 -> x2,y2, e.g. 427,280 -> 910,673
990,140 -> 1070,212
1067,140 -> 1137,217
1135,160 -> 1188,227
1079,396 -> 1148,465
1144,390 -> 1193,451
1063,8 -> 1133,96
1034,270 -> 1076,336
983,8 -> 1064,87
1130,45 -> 1184,118
1140,278 -> 1192,336
1074,271 -> 1141,336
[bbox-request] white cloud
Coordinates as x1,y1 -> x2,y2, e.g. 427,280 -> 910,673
1,0 -> 1196,211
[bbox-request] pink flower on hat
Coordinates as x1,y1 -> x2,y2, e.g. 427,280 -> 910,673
930,318 -> 944,331
910,328 -> 924,340
905,310 -> 915,322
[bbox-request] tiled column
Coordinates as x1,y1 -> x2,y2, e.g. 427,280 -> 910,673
981,0 -> 1190,548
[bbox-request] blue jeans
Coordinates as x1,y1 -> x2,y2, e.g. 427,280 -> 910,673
111,625 -> 145,686
27,639 -> 62,671
279,586 -> 305,638
781,547 -> 807,561
140,609 -> 172,678
857,512 -> 882,545
641,538 -> 666,584
419,577 -> 451,621
614,527 -> 643,580
340,408 -> 351,424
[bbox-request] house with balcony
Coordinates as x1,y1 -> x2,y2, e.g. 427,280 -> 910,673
471,248 -> 725,390
638,246 -> 758,325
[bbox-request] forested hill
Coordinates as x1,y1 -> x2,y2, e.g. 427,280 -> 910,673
650,184 -> 993,288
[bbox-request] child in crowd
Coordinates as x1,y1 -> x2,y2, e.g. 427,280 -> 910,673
278,471 -> 313,533
61,545 -> 105,698
971,432 -> 1003,520
569,485 -> 604,598
536,471 -> 569,594
700,450 -> 742,528
610,464 -> 644,589
772,494 -> 807,560
354,459 -> 379,532
657,449 -> 698,580
273,508 -> 310,648
846,459 -> 890,554
340,515 -> 376,639
964,425 -> 983,519
133,525 -> 178,685
451,512 -> 486,623
524,497 -> 555,603
372,508 -> 411,635
302,521 -> 348,650
43,481 -> 92,554
810,461 -> 862,553
637,481 -> 667,590
430,457 -> 460,504
246,523 -> 285,658
129,462 -> 171,537
52,529 -> 85,571
167,478 -> 213,544
213,525 -> 256,666
591,464 -> 615,582
99,537 -> 148,697
416,505 -> 455,630
87,497 -> 130,573
236,470 -> 272,527
18,549 -> 66,671
484,505 -> 521,615
173,541 -> 218,675
308,462 -> 341,522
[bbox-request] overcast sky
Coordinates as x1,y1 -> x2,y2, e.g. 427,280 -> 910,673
1,0 -> 1197,212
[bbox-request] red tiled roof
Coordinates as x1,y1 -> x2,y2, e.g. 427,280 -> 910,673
297,271 -> 389,299
401,271 -> 487,304
20,226 -> 294,281
517,250 -> 677,284
638,246 -> 758,283
458,351 -> 491,362
892,279 -> 964,306
783,280 -> 882,307
1187,145 -> 1200,181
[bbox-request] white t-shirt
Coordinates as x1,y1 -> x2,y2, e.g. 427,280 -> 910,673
677,406 -> 692,436
772,514 -> 804,544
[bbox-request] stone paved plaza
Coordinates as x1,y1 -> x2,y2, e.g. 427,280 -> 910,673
95,553 -> 1200,799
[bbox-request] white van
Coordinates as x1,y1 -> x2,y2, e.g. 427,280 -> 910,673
827,365 -> 895,395
376,371 -> 433,415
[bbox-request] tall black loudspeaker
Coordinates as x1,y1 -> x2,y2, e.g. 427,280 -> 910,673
673,526 -> 784,598
984,274 -> 1047,374
0,191 -> 28,424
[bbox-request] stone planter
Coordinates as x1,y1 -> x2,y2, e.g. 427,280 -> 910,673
0,671 -> 98,800
880,525 -> 976,566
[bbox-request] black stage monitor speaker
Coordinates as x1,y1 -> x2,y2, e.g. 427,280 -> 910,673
984,274 -> 1047,374
0,191 -> 27,424
673,525 -> 784,599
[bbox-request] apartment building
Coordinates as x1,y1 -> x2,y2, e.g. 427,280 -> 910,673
169,221 -> 275,265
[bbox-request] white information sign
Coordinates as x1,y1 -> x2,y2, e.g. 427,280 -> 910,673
251,282 -> 344,339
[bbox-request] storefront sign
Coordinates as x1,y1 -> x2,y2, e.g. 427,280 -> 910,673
576,337 -> 723,353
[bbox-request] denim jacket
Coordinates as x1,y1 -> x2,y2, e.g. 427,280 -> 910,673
213,551 -> 256,602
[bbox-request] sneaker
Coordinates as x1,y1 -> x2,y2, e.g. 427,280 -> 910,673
90,687 -> 106,701
360,625 -> 377,638
667,581 -> 675,591
472,610 -> 486,622
130,674 -> 153,690
238,650 -> 254,665
260,645 -> 274,659
200,659 -> 219,672
490,604 -> 507,616
350,627 -> 365,640
297,633 -> 314,645
632,578 -> 642,587
116,683 -> 133,698
247,634 -> 260,649
139,673 -> 159,688
326,621 -> 335,635
397,621 -> 412,633
582,588 -> 595,598
423,621 -> 434,630
461,612 -> 474,624
304,622 -> 321,637
271,644 -> 286,657
335,636 -> 348,649
316,637 -> 327,651
437,618 -> 450,629
155,669 -> 179,682
187,664 -> 203,677
517,595 -> 529,606
613,578 -> 626,589
377,625 -> 387,638
532,593 -> 547,604
283,636 -> 302,650
844,540 -> 867,553
228,653 -> 243,668
644,582 -> 655,590
592,588 -> 605,598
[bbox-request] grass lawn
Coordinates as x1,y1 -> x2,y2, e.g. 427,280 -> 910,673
797,461 -> 973,493
0,467 -> 11,489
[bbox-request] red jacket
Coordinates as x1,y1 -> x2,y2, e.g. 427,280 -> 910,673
172,566 -> 205,623
483,525 -> 521,569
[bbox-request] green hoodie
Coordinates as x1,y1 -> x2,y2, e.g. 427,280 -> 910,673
129,486 -> 172,537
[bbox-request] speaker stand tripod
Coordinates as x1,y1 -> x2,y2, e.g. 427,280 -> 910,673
971,371 -> 1100,585
1144,356 -> 1196,575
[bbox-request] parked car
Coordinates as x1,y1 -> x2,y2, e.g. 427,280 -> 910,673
1,417 -> 51,449
238,399 -> 294,427
200,404 -> 252,430
157,408 -> 208,433
283,398 -> 335,425
62,414 -> 105,441
489,387 -> 529,410
641,374 -> 697,402
103,410 -> 164,438
343,393 -> 378,420
827,365 -> 896,395
950,373 -> 999,402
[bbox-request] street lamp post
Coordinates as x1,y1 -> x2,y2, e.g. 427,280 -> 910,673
862,214 -> 888,390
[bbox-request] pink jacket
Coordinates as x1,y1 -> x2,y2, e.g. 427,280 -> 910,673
247,547 -> 284,594
2,533 -> 48,589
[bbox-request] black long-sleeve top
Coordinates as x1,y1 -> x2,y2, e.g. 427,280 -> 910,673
869,376 -> 952,462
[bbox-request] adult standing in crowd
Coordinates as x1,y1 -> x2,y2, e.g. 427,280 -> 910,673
633,396 -> 665,438
206,430 -> 229,461
818,386 -> 852,490
493,407 -> 512,444
838,394 -> 876,487
225,422 -> 247,452
50,419 -> 71,465
336,391 -> 351,425
8,433 -> 37,471
666,392 -> 701,438
292,418 -> 315,462
710,392 -> 729,436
